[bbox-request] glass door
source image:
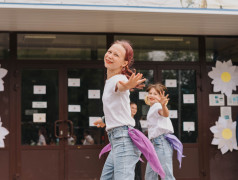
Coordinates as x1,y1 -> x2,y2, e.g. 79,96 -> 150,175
65,68 -> 105,180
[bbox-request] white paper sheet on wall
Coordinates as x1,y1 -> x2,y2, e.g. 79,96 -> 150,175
139,91 -> 147,100
140,120 -> 148,128
227,94 -> 238,106
183,94 -> 195,104
165,79 -> 177,88
88,90 -> 100,99
33,113 -> 46,123
68,105 -> 81,112
68,78 -> 80,87
169,110 -> 178,119
89,117 -> 101,127
25,109 -> 38,115
33,85 -> 46,94
209,94 -> 225,106
32,102 -> 47,108
220,106 -> 232,120
183,122 -> 195,132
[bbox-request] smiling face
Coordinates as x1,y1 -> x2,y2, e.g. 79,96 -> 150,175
130,103 -> 137,117
148,87 -> 161,106
104,43 -> 128,73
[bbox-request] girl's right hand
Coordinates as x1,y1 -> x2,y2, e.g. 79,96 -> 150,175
93,118 -> 106,128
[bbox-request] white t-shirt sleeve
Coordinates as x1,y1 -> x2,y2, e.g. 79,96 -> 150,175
111,75 -> 128,93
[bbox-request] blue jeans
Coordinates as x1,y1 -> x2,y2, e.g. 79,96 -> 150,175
100,126 -> 141,180
145,135 -> 175,180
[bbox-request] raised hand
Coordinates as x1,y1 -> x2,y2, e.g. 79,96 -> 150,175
118,73 -> 146,91
158,91 -> 169,106
93,118 -> 106,128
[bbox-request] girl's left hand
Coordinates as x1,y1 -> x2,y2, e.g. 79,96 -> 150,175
119,73 -> 146,90
158,91 -> 169,106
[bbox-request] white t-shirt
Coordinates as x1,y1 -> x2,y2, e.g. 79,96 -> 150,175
147,103 -> 174,139
102,74 -> 135,131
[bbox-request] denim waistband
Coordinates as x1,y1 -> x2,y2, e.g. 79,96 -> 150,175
151,134 -> 167,143
107,125 -> 133,135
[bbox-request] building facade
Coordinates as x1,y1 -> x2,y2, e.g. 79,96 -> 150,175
0,1 -> 238,180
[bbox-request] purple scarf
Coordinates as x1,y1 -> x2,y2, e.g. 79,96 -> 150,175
99,128 -> 166,179
165,134 -> 185,168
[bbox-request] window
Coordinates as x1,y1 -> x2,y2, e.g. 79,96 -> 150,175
114,35 -> 198,62
17,34 -> 107,60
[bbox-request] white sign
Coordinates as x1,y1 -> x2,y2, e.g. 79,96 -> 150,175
33,113 -> 46,123
32,102 -> 47,108
169,110 -> 178,119
183,94 -> 195,104
220,106 -> 232,120
140,120 -> 148,128
165,79 -> 177,88
68,105 -> 81,112
183,122 -> 195,132
89,117 -> 101,127
227,94 -> 238,106
33,85 -> 46,94
68,78 -> 80,87
139,91 -> 147,100
25,109 -> 38,115
209,94 -> 225,106
88,90 -> 100,99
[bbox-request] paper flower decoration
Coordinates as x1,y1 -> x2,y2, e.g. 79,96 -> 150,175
210,117 -> 238,154
0,117 -> 9,148
208,60 -> 238,96
0,64 -> 8,92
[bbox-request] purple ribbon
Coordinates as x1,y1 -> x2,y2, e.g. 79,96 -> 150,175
165,134 -> 185,168
99,128 -> 165,179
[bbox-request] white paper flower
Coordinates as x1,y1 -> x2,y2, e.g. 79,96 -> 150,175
0,64 -> 8,92
210,117 -> 237,154
0,117 -> 9,148
208,60 -> 238,96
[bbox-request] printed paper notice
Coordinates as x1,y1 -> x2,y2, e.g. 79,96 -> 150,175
209,94 -> 225,106
33,113 -> 46,123
88,90 -> 100,99
68,78 -> 80,87
227,94 -> 238,106
183,94 -> 195,104
165,79 -> 177,88
183,122 -> 195,132
89,117 -> 101,127
169,110 -> 178,119
140,120 -> 148,128
33,85 -> 46,94
32,102 -> 47,108
220,106 -> 232,120
68,105 -> 81,112
139,91 -> 147,100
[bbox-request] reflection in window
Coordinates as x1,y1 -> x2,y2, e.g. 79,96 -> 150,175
0,33 -> 9,59
162,70 -> 198,143
68,68 -> 105,145
114,35 -> 198,62
21,69 -> 59,146
17,34 -> 106,60
206,37 -> 238,62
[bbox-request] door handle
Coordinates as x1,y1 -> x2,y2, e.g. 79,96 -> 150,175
66,120 -> 74,137
54,120 -> 64,139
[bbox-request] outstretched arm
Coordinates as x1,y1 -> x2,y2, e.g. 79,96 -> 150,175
116,73 -> 146,92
